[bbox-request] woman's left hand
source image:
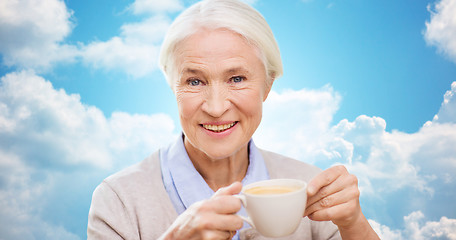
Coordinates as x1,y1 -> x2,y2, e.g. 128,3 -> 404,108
304,165 -> 380,239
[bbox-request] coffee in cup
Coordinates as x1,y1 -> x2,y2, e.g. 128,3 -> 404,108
235,179 -> 307,238
243,185 -> 301,195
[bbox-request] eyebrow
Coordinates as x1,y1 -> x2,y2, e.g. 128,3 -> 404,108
181,67 -> 250,75
224,67 -> 250,75
182,68 -> 203,74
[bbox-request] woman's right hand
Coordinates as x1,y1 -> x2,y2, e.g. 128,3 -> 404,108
159,182 -> 244,240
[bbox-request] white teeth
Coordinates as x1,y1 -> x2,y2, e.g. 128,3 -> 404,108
203,122 -> 236,132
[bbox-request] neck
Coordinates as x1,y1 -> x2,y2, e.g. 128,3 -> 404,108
184,138 -> 249,192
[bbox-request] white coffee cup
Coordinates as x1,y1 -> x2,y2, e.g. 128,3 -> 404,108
235,179 -> 307,238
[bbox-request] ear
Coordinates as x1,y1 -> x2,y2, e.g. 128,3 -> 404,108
262,76 -> 275,102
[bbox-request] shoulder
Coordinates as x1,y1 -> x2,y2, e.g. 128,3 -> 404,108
92,151 -> 166,208
258,148 -> 322,182
103,151 -> 161,190
92,150 -> 176,220
89,151 -> 177,239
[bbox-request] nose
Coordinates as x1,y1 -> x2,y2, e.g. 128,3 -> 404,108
201,84 -> 230,117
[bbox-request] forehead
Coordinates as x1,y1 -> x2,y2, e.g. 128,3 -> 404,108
174,29 -> 264,73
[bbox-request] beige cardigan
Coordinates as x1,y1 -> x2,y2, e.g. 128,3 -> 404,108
87,149 -> 341,240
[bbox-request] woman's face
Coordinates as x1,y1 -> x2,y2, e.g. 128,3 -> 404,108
174,29 -> 271,160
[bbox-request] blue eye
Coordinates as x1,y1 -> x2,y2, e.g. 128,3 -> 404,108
231,76 -> 245,83
188,79 -> 201,86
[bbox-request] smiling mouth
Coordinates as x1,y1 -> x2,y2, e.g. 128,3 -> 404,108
201,122 -> 237,132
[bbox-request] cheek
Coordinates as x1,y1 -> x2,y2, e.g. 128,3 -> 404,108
234,89 -> 264,118
247,100 -> 263,122
176,91 -> 201,121
239,98 -> 263,136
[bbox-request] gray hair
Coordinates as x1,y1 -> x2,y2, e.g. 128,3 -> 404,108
159,0 -> 283,90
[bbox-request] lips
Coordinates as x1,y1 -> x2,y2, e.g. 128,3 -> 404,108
201,121 -> 237,132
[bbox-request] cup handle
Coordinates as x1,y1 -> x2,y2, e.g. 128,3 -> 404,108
233,195 -> 255,228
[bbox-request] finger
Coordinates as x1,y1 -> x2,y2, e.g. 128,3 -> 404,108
198,213 -> 243,232
307,165 -> 347,196
201,229 -> 233,240
216,214 -> 243,231
208,195 -> 242,214
304,184 -> 359,217
307,198 -> 361,225
306,171 -> 356,207
213,182 -> 243,197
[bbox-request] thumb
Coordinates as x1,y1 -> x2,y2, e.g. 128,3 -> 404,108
213,181 -> 243,197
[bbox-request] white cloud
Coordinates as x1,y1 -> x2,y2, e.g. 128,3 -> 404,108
0,70 -> 111,168
407,213 -> 456,240
370,211 -> 456,240
130,0 -> 183,14
369,219 -> 403,240
0,0 -> 78,70
80,0 -> 181,78
424,0 -> 456,63
121,15 -> 171,44
81,15 -> 171,78
0,70 -> 177,168
0,145 -> 80,239
254,85 -> 341,164
109,111 -> 176,159
0,71 -> 178,238
0,180 -> 81,240
432,81 -> 456,124
0,0 -> 174,78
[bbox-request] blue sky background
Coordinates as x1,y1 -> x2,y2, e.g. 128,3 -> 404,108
0,0 -> 455,239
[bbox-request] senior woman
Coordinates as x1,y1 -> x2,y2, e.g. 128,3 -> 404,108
88,0 -> 380,239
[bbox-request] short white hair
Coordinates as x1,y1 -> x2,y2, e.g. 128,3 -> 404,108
159,0 -> 283,90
